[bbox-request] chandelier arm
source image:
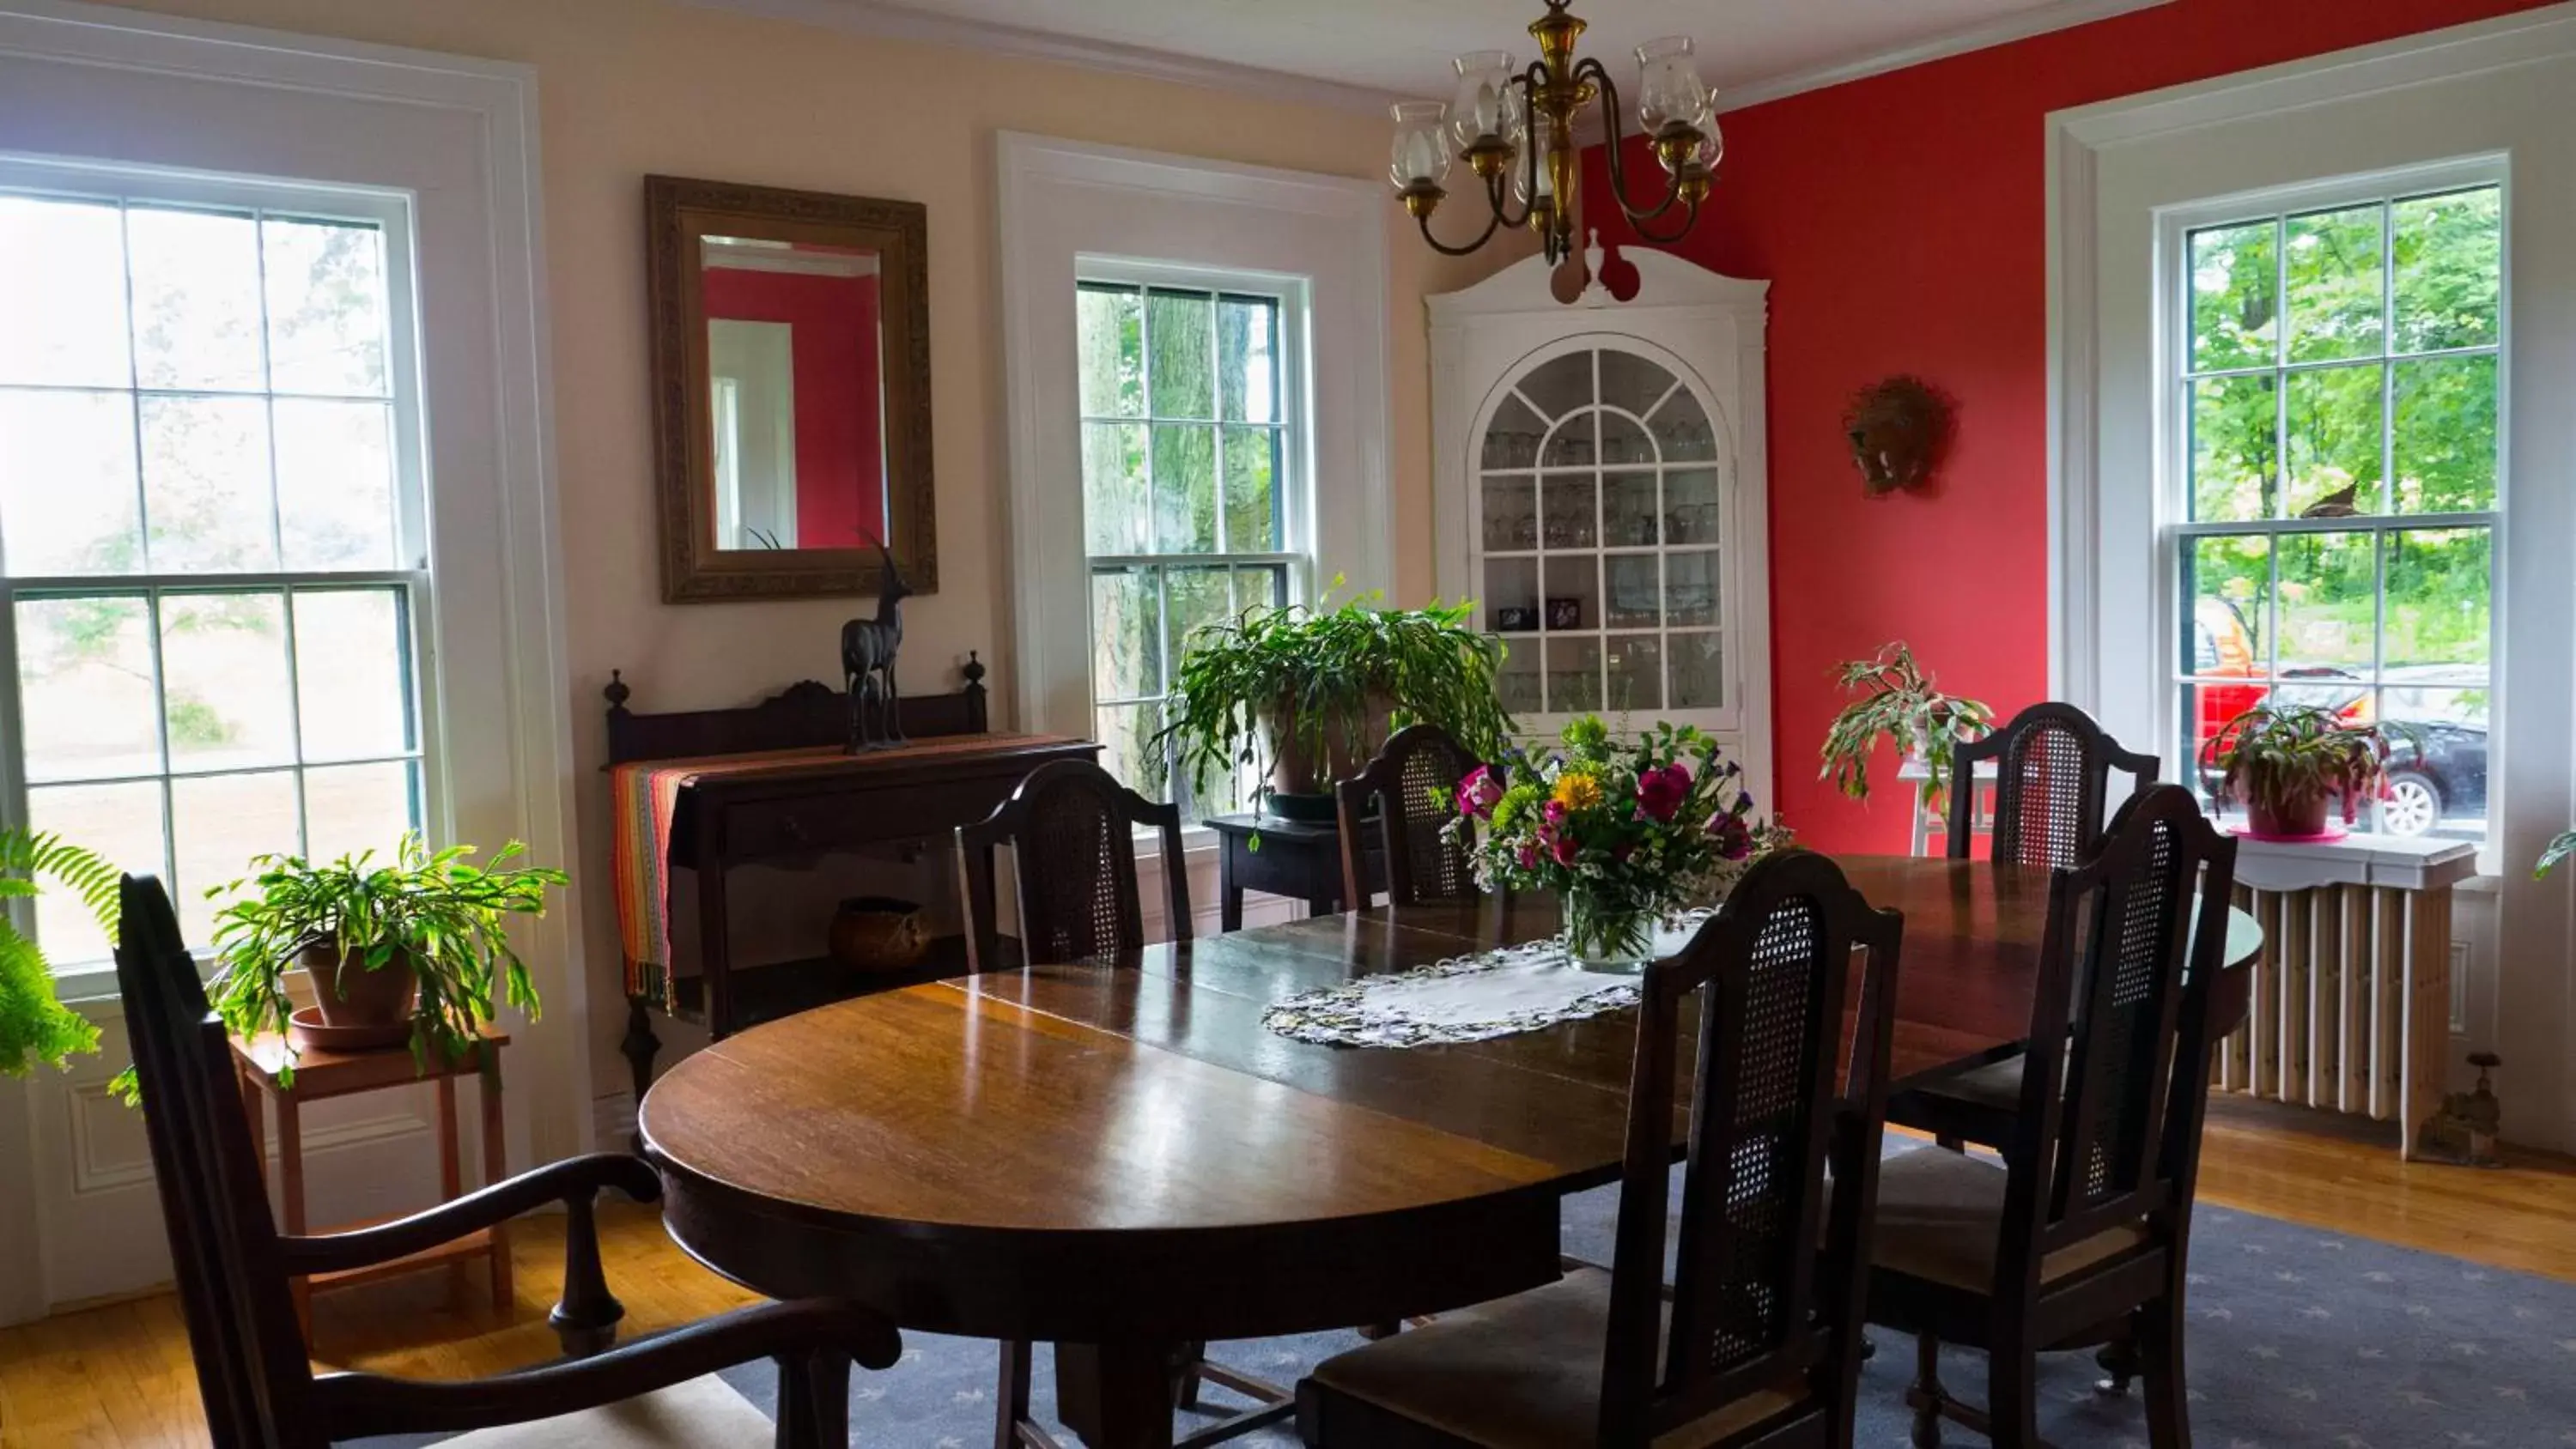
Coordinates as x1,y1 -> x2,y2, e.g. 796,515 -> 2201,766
1623,191 -> 1703,248
1485,163 -> 1534,233
1414,203 -> 1509,258
1571,58 -> 1686,228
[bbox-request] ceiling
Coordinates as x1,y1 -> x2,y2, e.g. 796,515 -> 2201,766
724,0 -> 2158,110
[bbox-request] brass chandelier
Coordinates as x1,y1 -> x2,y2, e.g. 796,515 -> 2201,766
1389,0 -> 1719,294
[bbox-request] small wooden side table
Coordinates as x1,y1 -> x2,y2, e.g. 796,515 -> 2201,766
1205,813 -> 1385,931
230,1023 -> 511,1331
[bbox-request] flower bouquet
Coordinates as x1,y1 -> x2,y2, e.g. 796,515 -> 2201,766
1446,717 -> 1789,973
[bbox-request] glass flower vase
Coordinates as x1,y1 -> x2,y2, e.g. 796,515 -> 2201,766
1563,888 -> 1656,975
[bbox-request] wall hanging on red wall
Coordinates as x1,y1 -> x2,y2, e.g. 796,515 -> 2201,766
1842,375 -> 1952,497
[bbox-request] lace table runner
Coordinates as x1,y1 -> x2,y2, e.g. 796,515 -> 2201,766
1262,912 -> 1714,1048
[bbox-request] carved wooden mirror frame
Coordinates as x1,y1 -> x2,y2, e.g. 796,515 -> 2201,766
646,174 -> 937,603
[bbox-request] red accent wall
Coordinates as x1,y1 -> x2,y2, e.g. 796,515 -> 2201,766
1585,0 -> 2555,852
701,265 -> 883,549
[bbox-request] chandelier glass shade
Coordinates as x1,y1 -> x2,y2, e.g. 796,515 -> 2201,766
1388,1 -> 1720,290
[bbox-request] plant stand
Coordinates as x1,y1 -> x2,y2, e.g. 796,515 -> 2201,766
1206,813 -> 1384,929
1899,757 -> 2000,856
230,1023 -> 511,1337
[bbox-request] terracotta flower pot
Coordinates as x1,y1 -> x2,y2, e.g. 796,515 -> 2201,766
1262,693 -> 1394,820
2245,789 -> 2332,840
300,940 -> 418,1032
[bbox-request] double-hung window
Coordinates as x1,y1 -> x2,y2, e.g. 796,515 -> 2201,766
1075,273 -> 1305,822
2173,176 -> 2501,842
0,169 -> 430,962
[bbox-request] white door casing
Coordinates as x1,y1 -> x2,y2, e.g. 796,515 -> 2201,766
0,0 -> 574,1319
1429,250 -> 1774,806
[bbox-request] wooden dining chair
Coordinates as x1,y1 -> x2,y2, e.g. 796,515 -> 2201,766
1295,849 -> 1906,1448
1334,723 -> 1487,911
956,756 -> 1189,973
1868,785 -> 2237,1449
110,874 -> 899,1449
1903,702 -> 2161,1154
1947,701 -> 2160,870
955,761 -> 1294,1447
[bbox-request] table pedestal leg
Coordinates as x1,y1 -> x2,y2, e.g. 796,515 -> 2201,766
1055,1341 -> 1178,1449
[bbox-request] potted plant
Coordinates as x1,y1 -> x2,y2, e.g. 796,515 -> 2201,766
1818,642 -> 1994,809
207,834 -> 567,1080
0,829 -> 118,1079
1157,589 -> 1515,821
2200,704 -> 2402,840
1447,717 -> 1788,972
2540,833 -> 2576,878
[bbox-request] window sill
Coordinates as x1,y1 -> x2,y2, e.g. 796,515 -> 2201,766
52,961 -> 129,1014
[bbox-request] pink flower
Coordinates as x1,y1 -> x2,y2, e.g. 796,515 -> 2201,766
1707,813 -> 1754,862
1517,842 -> 1539,870
1454,765 -> 1504,819
1550,829 -> 1580,865
1543,799 -> 1568,825
1635,763 -> 1692,822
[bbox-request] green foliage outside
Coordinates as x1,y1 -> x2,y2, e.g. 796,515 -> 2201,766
2184,188 -> 2498,693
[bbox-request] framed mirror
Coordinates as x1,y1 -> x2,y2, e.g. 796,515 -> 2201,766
647,175 -> 935,602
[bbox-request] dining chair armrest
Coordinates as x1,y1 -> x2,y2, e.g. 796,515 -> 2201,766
274,1153 -> 661,1276
280,1152 -> 660,1356
309,1300 -> 902,1441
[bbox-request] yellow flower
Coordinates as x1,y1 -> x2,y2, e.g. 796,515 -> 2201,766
1551,773 -> 1604,811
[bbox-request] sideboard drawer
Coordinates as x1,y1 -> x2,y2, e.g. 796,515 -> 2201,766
721,797 -> 871,857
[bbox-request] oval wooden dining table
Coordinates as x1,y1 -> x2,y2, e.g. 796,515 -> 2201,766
640,855 -> 2263,1449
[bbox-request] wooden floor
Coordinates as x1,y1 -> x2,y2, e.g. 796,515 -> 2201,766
4,1101 -> 2573,1447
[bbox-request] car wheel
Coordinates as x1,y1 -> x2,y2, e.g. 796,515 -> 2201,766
2381,772 -> 2443,838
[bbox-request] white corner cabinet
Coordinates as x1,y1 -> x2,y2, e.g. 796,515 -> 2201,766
1430,250 -> 1772,802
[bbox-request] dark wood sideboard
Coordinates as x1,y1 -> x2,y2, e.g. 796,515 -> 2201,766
605,659 -> 1097,1126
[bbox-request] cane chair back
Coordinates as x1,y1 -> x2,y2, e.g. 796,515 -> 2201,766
1335,724 -> 1485,909
1599,850 -> 1905,1446
2006,785 -> 2238,1262
957,758 -> 1188,969
116,874 -> 320,1448
1949,702 -> 2159,869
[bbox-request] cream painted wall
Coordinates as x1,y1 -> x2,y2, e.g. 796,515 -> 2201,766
98,0 -> 1519,1100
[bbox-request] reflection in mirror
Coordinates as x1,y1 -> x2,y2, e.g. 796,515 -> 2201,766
647,175 -> 932,603
700,234 -> 886,553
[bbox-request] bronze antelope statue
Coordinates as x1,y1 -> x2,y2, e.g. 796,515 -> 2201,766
840,536 -> 912,751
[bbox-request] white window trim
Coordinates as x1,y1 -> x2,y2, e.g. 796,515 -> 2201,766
2045,0 -> 2576,1153
995,132 -> 1393,751
0,0 -> 574,1319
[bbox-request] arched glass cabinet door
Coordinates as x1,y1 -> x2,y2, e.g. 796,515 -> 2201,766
1473,342 -> 1730,728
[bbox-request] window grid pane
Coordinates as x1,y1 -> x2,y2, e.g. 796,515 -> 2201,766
2172,184 -> 2499,842
0,184 -> 426,968
1077,281 -> 1297,820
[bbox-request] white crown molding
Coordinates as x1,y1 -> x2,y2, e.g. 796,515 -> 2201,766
1716,0 -> 2173,112
2053,0 -> 2576,145
685,0 -> 2180,124
683,0 -> 1416,114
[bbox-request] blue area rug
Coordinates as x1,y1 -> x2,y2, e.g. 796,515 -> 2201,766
362,1155 -> 2576,1446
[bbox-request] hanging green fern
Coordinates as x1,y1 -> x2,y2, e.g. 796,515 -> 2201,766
0,828 -> 120,1077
